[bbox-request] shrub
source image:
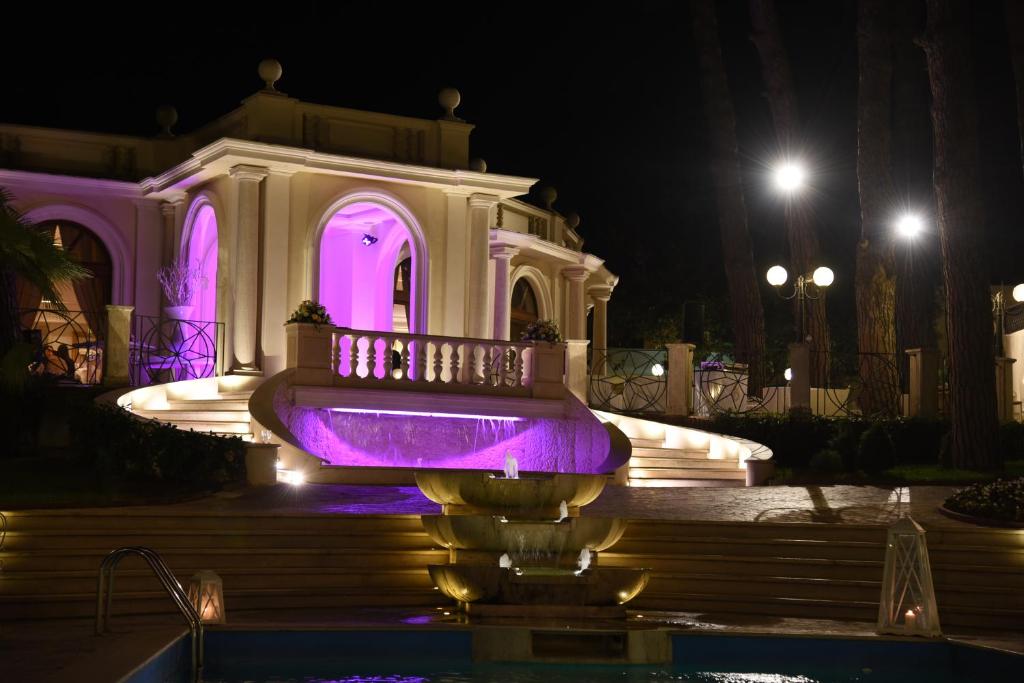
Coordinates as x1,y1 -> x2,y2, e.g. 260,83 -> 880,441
71,403 -> 245,487
945,478 -> 1024,523
809,449 -> 845,473
857,423 -> 896,475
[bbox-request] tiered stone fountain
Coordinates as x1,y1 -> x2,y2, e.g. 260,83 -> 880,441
416,463 -> 648,618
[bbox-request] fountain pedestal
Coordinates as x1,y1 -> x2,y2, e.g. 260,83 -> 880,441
415,470 -> 648,619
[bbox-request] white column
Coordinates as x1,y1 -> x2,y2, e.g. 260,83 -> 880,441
490,245 -> 519,340
562,266 -> 589,340
261,170 -> 293,375
442,191 -> 470,336
467,194 -> 498,339
230,164 -> 268,372
588,285 -> 612,375
159,199 -> 185,309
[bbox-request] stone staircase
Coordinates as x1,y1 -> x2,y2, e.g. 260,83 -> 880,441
1,509 -> 1020,632
0,510 -> 445,620
595,412 -> 751,487
123,377 -> 263,442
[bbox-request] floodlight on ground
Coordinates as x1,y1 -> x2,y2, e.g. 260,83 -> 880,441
812,266 -> 834,288
766,265 -> 788,287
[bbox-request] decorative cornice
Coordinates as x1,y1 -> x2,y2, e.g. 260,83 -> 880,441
588,284 -> 614,301
141,137 -> 537,200
562,265 -> 591,282
468,193 -> 500,210
0,168 -> 143,198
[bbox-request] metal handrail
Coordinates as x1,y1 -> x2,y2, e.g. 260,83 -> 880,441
96,546 -> 203,682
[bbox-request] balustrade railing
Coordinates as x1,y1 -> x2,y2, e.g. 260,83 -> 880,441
589,348 -> 667,413
329,328 -> 535,396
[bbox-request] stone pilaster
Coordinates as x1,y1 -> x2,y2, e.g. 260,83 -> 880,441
229,164 -> 268,372
490,244 -> 519,340
562,266 -> 590,341
467,194 -> 498,339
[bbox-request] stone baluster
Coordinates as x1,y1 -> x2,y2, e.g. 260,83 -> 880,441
451,343 -> 462,384
416,340 -> 429,382
330,332 -> 341,377
366,336 -> 377,379
348,334 -> 360,378
514,347 -> 526,387
482,346 -> 493,386
433,343 -> 444,382
400,341 -> 411,380
381,336 -> 393,379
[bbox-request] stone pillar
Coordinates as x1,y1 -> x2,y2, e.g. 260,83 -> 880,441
565,339 -> 590,403
230,165 -> 268,373
103,305 -> 134,387
788,342 -> 811,414
562,266 -> 589,341
442,191 -> 470,336
906,348 -> 938,419
159,199 -> 184,309
260,170 -> 293,375
490,245 -> 519,340
665,342 -> 695,416
467,194 -> 498,339
588,285 -> 612,375
995,356 -> 1017,423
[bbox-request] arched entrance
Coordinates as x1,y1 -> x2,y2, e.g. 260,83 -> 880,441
15,220 -> 112,383
182,203 -> 218,323
510,278 -> 539,342
317,200 -> 423,333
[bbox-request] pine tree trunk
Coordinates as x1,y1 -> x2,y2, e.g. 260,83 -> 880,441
920,0 -> 1000,469
891,0 -> 938,358
1006,0 -> 1024,170
749,0 -> 830,383
854,0 -> 899,416
692,0 -> 767,395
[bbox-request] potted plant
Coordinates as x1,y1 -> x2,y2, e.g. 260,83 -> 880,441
157,259 -> 201,321
520,319 -> 563,344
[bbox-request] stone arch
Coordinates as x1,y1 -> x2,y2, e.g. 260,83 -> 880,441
20,202 -> 132,305
180,194 -> 222,323
510,264 -> 554,321
308,189 -> 429,334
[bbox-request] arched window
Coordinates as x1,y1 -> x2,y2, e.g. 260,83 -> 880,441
510,278 -> 539,342
15,220 -> 112,383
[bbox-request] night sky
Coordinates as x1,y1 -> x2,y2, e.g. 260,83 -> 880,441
4,1 -> 1023,349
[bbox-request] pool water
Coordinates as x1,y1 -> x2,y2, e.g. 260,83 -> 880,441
128,630 -> 1022,683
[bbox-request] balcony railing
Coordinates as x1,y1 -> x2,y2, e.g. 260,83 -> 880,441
287,324 -> 568,400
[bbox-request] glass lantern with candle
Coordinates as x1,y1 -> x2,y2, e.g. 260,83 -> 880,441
876,517 -> 941,637
187,570 -> 226,624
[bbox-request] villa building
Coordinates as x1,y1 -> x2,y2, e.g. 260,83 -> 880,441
2,59 -> 618,382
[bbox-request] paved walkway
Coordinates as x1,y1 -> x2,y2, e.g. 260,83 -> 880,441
72,482 -> 970,530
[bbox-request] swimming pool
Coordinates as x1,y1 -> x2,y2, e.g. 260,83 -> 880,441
124,628 -> 1022,683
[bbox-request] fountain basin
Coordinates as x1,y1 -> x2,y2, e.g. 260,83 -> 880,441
428,564 -> 649,606
422,516 -> 627,554
414,471 -> 607,517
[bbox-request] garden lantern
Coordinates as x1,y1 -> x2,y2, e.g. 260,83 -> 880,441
876,517 -> 941,637
187,570 -> 226,624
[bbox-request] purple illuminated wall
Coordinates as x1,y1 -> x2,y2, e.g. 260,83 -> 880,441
186,205 -> 218,323
274,387 -> 618,474
318,201 -> 415,332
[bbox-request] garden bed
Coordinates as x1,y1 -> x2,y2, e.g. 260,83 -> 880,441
941,477 -> 1024,527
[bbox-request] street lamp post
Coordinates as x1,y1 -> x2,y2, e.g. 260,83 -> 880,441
766,265 -> 834,343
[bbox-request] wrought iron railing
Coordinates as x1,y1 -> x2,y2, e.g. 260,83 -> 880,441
813,351 -> 902,418
130,315 -> 224,386
18,307 -> 107,385
588,348 -> 667,413
693,353 -> 789,416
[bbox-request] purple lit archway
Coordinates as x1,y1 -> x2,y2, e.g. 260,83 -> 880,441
181,201 -> 218,323
313,196 -> 427,334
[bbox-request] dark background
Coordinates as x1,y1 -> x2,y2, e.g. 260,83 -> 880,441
3,1 -> 1023,350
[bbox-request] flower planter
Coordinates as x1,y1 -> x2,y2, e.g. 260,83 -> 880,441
285,322 -> 335,386
529,341 -> 567,400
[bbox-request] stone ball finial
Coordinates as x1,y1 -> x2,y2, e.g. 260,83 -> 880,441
566,211 -> 581,230
258,58 -> 283,92
539,185 -> 558,210
439,87 -> 462,120
469,158 -> 487,173
155,105 -> 178,138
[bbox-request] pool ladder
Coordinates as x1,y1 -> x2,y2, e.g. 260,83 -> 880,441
96,546 -> 204,682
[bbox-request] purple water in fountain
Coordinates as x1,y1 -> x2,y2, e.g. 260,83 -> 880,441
278,392 -> 617,474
